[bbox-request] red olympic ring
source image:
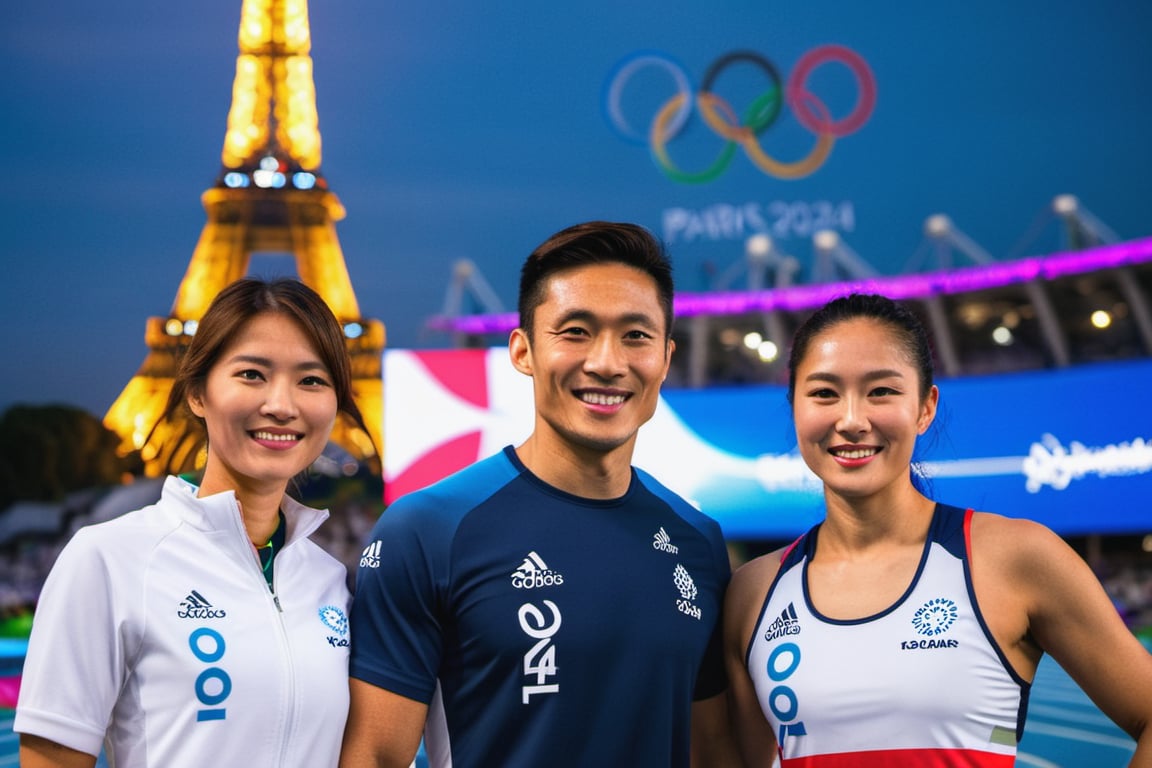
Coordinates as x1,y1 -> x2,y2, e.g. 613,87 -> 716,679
786,44 -> 876,137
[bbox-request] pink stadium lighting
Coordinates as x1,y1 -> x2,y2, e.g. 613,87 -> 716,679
425,237 -> 1152,334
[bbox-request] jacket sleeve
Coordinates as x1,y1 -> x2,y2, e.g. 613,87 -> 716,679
14,527 -> 133,756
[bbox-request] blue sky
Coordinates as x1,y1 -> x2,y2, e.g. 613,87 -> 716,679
3,0 -> 1150,417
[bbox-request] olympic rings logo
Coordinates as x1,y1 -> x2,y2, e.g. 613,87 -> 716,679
603,46 -> 876,183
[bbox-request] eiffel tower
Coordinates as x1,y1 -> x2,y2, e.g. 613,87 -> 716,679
105,0 -> 384,476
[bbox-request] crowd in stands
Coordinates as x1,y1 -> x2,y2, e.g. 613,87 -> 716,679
1096,543 -> 1152,637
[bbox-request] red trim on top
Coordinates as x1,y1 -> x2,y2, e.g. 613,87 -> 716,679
783,747 -> 1015,767
780,535 -> 803,564
963,507 -> 975,565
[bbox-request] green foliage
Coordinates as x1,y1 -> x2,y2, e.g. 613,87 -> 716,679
0,404 -> 142,509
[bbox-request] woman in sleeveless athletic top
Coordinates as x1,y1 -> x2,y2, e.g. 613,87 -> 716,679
724,293 -> 1152,767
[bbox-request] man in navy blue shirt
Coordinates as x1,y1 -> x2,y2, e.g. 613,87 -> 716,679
341,221 -> 735,767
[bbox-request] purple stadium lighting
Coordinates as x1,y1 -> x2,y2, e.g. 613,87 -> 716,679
425,237 -> 1152,335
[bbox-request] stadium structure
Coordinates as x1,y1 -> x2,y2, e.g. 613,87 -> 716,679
426,196 -> 1152,389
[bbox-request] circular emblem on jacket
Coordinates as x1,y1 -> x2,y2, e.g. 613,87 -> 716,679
319,605 -> 349,636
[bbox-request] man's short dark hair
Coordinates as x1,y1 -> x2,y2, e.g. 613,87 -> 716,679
517,221 -> 675,340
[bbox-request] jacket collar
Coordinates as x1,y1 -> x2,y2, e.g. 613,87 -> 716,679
162,475 -> 329,548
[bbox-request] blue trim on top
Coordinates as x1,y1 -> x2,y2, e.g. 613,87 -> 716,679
798,511 -> 935,626
953,504 -> 1033,740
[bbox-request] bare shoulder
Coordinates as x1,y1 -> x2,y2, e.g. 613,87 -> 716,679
728,549 -> 784,609
969,513 -> 1152,744
724,551 -> 788,761
969,510 -> 1080,580
724,548 -> 786,656
968,508 -> 1049,542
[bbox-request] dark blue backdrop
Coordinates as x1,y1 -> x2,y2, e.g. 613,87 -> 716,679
3,1 -> 1151,416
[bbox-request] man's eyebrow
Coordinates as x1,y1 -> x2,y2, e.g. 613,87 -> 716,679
551,309 -> 660,328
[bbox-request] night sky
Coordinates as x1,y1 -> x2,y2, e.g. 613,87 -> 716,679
3,0 -> 1150,418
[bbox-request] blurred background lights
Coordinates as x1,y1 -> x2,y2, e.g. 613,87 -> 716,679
223,172 -> 250,188
253,156 -> 286,188
745,233 -> 772,259
292,171 -> 316,189
813,229 -> 840,251
992,326 -> 1014,346
164,318 -> 199,336
743,331 -> 763,350
1052,193 -> 1079,216
924,213 -> 952,237
757,340 -> 779,362
718,328 -> 741,348
253,169 -> 286,188
343,322 -> 363,339
1091,310 -> 1112,329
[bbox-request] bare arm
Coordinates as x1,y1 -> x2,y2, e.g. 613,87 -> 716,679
18,735 -> 97,768
690,691 -> 741,767
338,679 -> 428,768
977,515 -> 1152,766
723,554 -> 783,767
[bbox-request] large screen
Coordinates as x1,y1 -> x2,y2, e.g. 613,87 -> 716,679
384,349 -> 1152,539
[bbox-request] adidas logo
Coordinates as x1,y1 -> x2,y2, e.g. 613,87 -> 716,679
653,527 -> 679,554
360,541 -> 382,569
178,589 -> 227,619
763,602 -> 801,641
510,551 -> 564,589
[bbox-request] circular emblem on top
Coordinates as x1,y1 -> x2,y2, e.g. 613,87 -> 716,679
911,597 -> 958,637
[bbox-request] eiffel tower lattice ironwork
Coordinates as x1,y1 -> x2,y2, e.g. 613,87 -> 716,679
105,0 -> 384,476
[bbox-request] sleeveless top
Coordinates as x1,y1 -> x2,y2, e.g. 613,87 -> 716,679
745,504 -> 1029,767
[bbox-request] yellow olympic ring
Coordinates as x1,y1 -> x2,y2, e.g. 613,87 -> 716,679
696,91 -> 835,181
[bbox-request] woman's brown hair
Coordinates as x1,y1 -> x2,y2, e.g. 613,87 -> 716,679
161,277 -> 371,447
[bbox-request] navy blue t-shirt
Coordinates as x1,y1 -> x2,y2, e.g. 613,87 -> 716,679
350,446 -> 730,767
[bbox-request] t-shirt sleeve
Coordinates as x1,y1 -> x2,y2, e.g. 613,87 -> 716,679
14,528 -> 130,756
348,498 -> 448,704
692,522 -> 732,701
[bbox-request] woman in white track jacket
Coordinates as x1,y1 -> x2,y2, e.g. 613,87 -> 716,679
17,277 -> 374,768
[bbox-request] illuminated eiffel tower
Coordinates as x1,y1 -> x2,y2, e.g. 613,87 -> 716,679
105,0 -> 384,476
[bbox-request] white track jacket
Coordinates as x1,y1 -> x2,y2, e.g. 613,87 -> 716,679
15,476 -> 351,767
